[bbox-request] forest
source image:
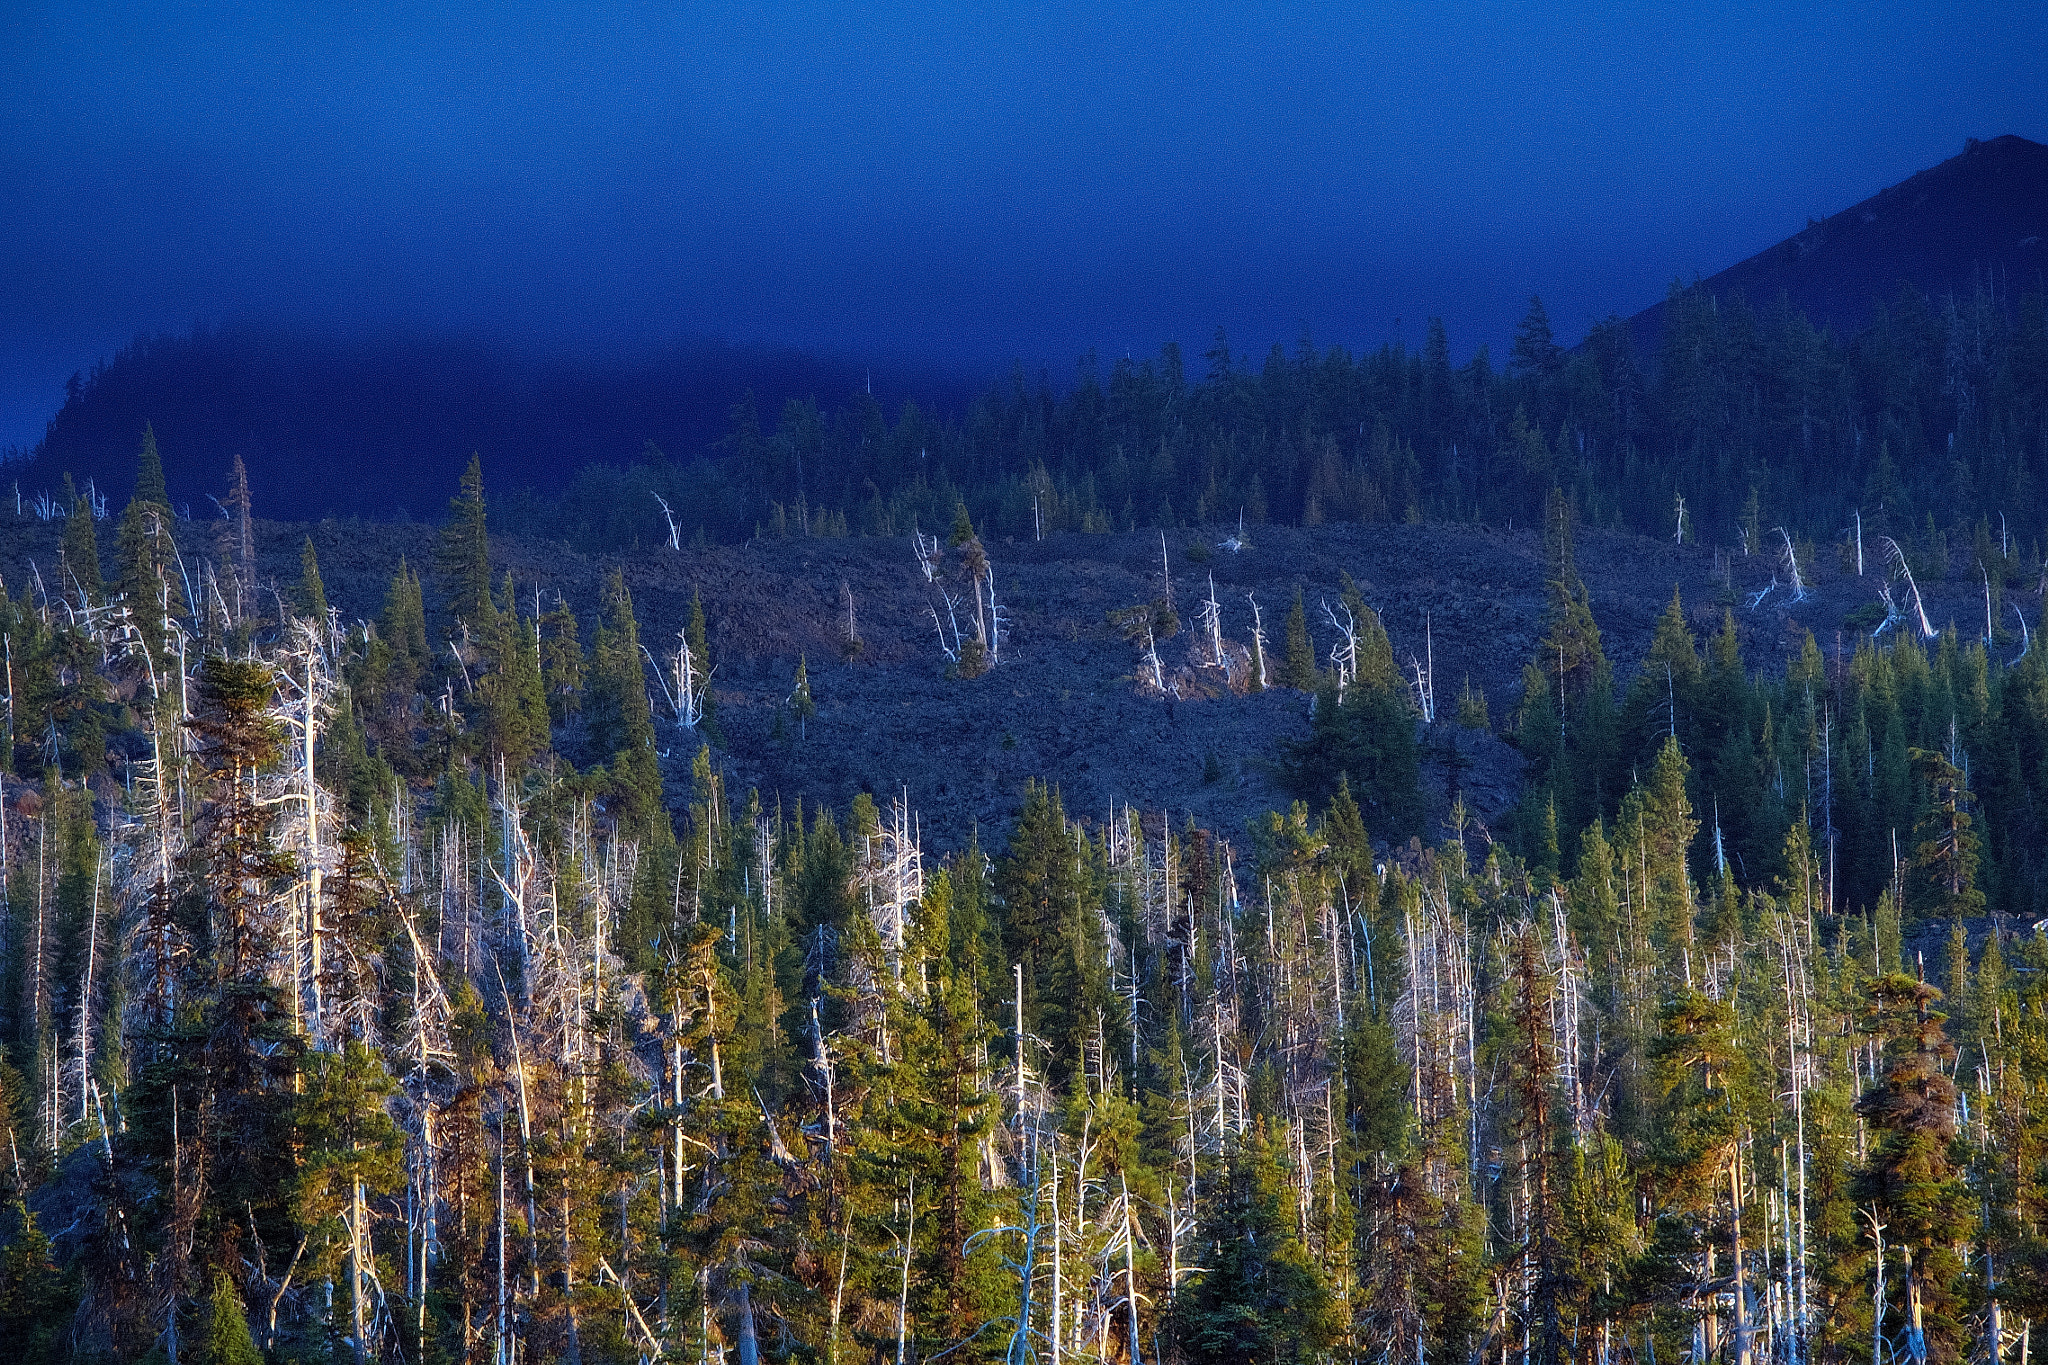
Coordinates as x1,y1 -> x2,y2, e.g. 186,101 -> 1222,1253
3,284 -> 2048,1365
473,281 -> 2048,565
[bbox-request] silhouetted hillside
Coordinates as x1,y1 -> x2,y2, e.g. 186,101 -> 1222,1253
1625,134 -> 2048,354
9,328 -> 976,519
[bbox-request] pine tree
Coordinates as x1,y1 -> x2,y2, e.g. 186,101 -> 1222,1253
788,654 -> 815,739
1179,1121 -> 1340,1365
1512,295 -> 1563,378
202,1272 -> 264,1365
0,1201 -> 73,1365
1279,587 -> 1317,688
116,427 -> 178,667
59,474 -> 103,602
439,453 -> 493,628
160,657 -> 304,1269
688,585 -> 720,743
539,592 -> 583,723
1855,974 -> 1972,1365
998,782 -> 1114,1085
133,423 -> 168,505
293,1042 -> 404,1365
296,535 -> 329,624
1905,747 -> 1983,931
475,573 -> 548,768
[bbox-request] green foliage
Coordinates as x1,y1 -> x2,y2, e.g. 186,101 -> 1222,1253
1279,587 -> 1317,688
1178,1122 -> 1340,1365
0,1203 -> 73,1365
997,782 -> 1116,1086
17,306 -> 2048,1365
1455,675 -> 1489,729
538,591 -> 584,723
788,653 -> 815,736
203,1272 -> 264,1365
296,535 -> 329,623
1283,677 -> 1421,836
438,452 -> 492,627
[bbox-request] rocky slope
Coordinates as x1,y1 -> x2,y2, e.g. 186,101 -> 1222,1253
0,512 -> 2009,855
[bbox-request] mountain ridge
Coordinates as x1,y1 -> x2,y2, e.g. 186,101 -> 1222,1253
1621,133 -> 2048,356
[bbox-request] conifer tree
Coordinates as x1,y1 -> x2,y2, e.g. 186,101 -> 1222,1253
1855,974 -> 1972,1365
439,454 -> 493,629
133,423 -> 168,505
1279,587 -> 1317,689
203,1271 -> 264,1365
156,657 -> 304,1270
688,585 -> 720,742
116,427 -> 178,667
294,1042 -> 405,1365
788,654 -> 815,739
1624,587 -> 1700,759
998,782 -> 1114,1085
539,592 -> 583,723
59,474 -> 102,603
1179,1121 -> 1339,1365
475,572 -> 548,768
296,535 -> 329,624
1906,747 -> 1983,930
0,1201 -> 72,1365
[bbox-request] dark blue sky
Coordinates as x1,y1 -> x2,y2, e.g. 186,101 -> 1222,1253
3,0 -> 2044,450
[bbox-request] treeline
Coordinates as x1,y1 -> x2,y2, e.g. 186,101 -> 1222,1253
1,438 -> 2048,1365
491,280 -> 2048,557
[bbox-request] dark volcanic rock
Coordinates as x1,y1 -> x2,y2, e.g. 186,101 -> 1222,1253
0,513 -> 1996,857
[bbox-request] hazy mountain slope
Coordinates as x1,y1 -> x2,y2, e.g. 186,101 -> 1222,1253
9,329 -> 973,520
1625,134 -> 2048,354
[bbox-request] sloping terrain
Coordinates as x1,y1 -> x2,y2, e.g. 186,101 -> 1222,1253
9,330 -> 972,521
1624,133 -> 2048,354
4,511 -> 1997,854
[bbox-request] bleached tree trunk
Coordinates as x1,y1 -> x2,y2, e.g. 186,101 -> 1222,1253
1246,593 -> 1268,688
350,1179 -> 368,1365
73,847 -> 102,1129
896,1174 -> 915,1365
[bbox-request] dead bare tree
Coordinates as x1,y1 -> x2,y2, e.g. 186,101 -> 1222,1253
1777,528 -> 1810,602
1246,594 -> 1270,688
1408,611 -> 1436,723
1876,537 -> 1936,639
1322,599 -> 1358,699
643,630 -> 708,729
653,494 -> 682,550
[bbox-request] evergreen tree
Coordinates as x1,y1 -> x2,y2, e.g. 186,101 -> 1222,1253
539,592 -> 583,723
1856,974 -> 1972,1365
296,535 -> 329,624
687,585 -> 720,743
0,1202 -> 73,1365
202,1272 -> 264,1365
116,427 -> 178,667
788,654 -> 815,738
475,573 -> 548,767
1179,1121 -> 1340,1365
997,782 -> 1114,1085
1279,587 -> 1317,688
439,453 -> 493,628
59,473 -> 103,602
1905,747 -> 1983,931
133,423 -> 168,505
294,1043 -> 405,1365
1512,295 -> 1564,379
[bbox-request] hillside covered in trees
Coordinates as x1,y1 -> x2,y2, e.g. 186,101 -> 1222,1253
2,370 -> 2048,1365
16,257 -> 2048,561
